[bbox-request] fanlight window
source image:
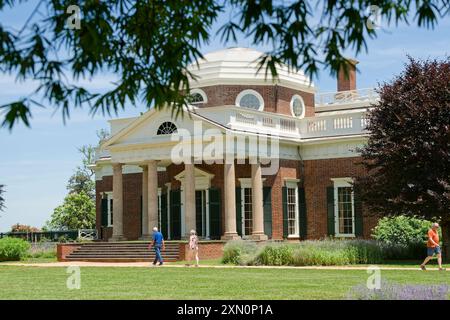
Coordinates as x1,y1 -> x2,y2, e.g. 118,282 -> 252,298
157,122 -> 177,135
239,94 -> 261,110
188,93 -> 204,104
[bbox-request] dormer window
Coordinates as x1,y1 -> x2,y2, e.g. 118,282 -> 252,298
187,89 -> 207,105
157,122 -> 177,135
290,95 -> 305,118
236,89 -> 264,111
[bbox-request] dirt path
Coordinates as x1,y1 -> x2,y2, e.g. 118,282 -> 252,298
0,261 -> 447,271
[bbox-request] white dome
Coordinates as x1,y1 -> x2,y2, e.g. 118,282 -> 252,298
187,47 -> 314,90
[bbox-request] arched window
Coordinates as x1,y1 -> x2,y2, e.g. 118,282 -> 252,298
235,89 -> 264,111
187,89 -> 207,105
290,95 -> 305,118
157,122 -> 177,135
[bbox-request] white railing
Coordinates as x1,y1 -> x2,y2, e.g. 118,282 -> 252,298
299,111 -> 368,139
232,109 -> 368,138
78,229 -> 98,241
233,110 -> 299,134
316,88 -> 378,106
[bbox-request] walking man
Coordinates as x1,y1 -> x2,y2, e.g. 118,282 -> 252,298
420,223 -> 445,271
151,226 -> 165,266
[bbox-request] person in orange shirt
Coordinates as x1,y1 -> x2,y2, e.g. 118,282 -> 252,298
420,223 -> 445,271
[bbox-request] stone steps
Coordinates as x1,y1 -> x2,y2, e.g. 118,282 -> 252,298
65,242 -> 180,262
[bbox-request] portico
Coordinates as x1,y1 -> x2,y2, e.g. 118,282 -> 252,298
105,155 -> 269,241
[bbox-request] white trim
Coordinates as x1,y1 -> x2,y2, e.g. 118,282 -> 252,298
284,178 -> 300,188
175,167 -> 214,190
235,89 -> 265,111
331,177 -> 353,186
332,177 -> 355,237
238,177 -> 267,188
165,183 -> 171,240
189,88 -> 208,104
157,188 -> 162,231
290,94 -> 306,119
285,184 -> 300,237
104,192 -> 113,227
240,187 -> 252,237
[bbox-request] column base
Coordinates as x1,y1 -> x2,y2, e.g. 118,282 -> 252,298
250,233 -> 268,241
221,233 -> 241,241
139,234 -> 152,241
109,235 -> 127,242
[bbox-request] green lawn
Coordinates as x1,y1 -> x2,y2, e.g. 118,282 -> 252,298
0,265 -> 448,299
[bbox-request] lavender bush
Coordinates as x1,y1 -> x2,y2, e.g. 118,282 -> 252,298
348,280 -> 449,300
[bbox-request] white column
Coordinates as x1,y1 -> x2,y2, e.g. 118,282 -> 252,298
251,162 -> 268,240
148,160 -> 159,232
221,161 -> 240,240
111,163 -> 126,241
184,162 -> 196,238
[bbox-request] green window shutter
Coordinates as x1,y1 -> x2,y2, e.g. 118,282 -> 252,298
263,187 -> 272,238
327,186 -> 335,236
140,195 -> 143,235
282,186 -> 288,238
101,198 -> 108,227
170,190 -> 181,240
353,186 -> 363,237
160,193 -> 168,237
298,187 -> 307,239
195,191 -> 203,237
235,187 -> 242,236
209,188 -> 221,240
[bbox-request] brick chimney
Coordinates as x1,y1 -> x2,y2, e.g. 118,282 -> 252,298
337,59 -> 358,92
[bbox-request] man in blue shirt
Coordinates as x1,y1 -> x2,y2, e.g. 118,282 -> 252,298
151,227 -> 165,266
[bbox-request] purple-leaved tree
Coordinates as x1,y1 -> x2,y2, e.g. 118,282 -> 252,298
356,57 -> 450,260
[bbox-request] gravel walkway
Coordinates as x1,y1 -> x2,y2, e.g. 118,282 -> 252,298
0,261 -> 447,271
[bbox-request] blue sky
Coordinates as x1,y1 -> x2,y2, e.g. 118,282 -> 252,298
0,3 -> 449,231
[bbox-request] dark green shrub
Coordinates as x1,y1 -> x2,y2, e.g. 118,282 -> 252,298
0,237 -> 30,261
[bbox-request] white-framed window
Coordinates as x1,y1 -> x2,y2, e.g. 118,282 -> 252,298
242,187 -> 253,236
188,89 -> 207,105
238,178 -> 267,237
290,94 -> 305,118
285,179 -> 300,237
235,89 -> 264,111
332,178 -> 355,237
105,192 -> 113,227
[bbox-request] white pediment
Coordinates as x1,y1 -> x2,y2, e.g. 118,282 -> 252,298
105,107 -> 224,148
175,167 -> 214,190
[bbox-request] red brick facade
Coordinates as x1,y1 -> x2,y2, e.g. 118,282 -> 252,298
178,241 -> 225,261
96,157 -> 378,241
196,84 -> 315,117
57,243 -> 82,262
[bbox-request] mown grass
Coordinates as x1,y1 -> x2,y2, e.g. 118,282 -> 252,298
0,265 -> 448,300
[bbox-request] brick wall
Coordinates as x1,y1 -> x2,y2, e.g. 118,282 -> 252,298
198,84 -> 315,117
57,243 -> 82,262
178,241 -> 225,261
303,157 -> 379,239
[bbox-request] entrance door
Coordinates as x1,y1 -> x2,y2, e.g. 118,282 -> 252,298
195,190 -> 209,238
